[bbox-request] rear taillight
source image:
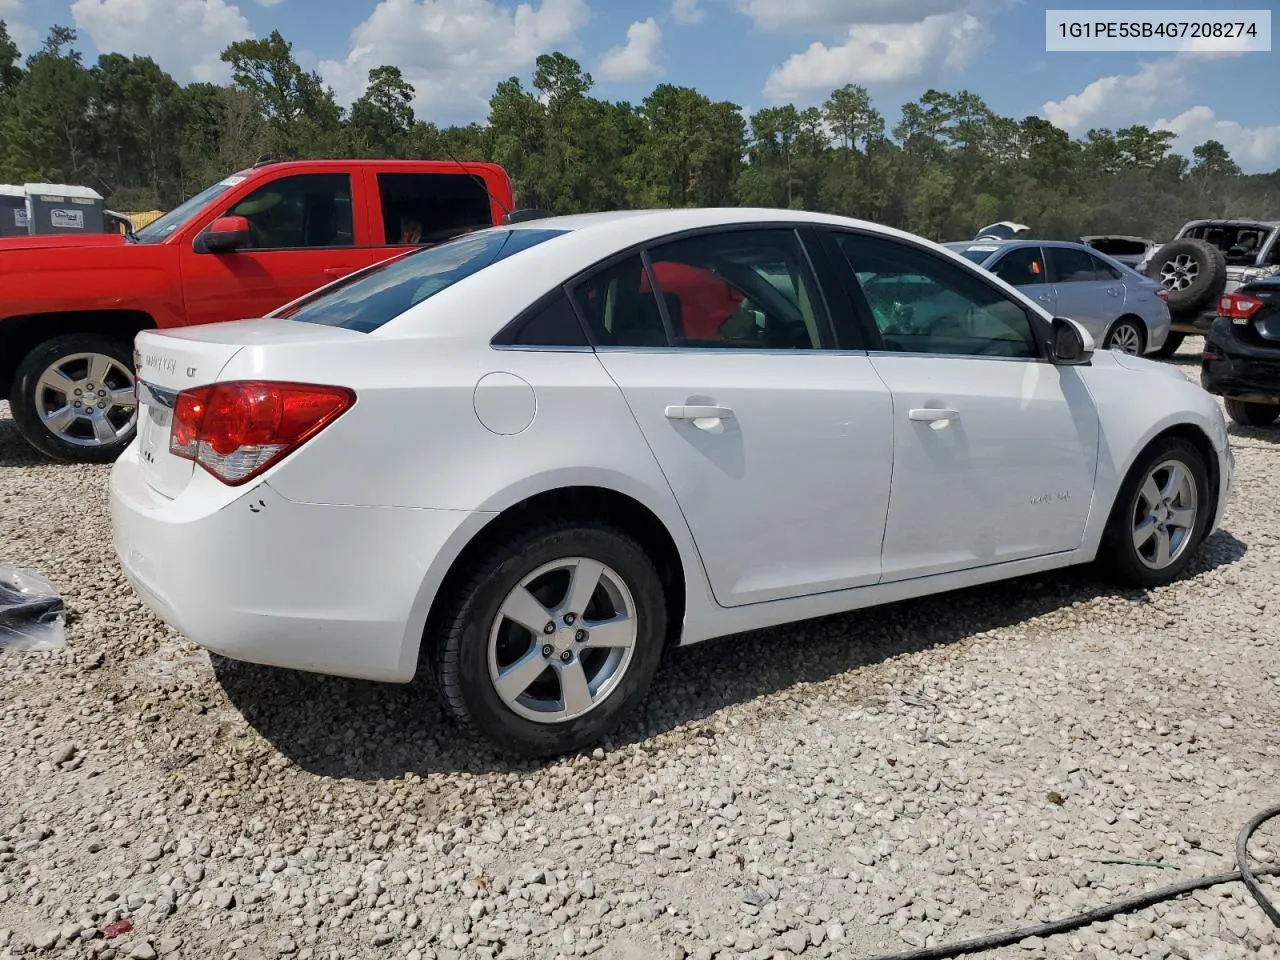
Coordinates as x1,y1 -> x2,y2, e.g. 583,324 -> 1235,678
1155,289 -> 1169,303
1219,294 -> 1263,320
170,381 -> 355,486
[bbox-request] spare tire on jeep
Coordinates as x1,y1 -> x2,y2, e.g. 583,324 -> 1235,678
1144,238 -> 1227,314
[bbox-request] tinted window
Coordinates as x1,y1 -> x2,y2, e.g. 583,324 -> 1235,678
646,230 -> 829,349
1092,254 -> 1124,281
1046,247 -> 1101,283
507,291 -> 588,346
377,172 -> 494,245
990,247 -> 1046,287
571,256 -> 668,347
834,232 -> 1039,359
224,173 -> 354,249
279,228 -> 567,333
951,245 -> 1003,264
134,177 -> 236,244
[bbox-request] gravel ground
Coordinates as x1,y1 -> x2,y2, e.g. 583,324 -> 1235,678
1,344 -> 1279,960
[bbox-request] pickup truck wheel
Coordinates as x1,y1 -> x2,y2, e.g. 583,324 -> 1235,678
10,334 -> 139,463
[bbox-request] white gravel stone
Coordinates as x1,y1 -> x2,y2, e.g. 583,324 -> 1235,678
1,359 -> 1279,960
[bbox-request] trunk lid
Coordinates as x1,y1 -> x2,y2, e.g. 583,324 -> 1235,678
133,320 -> 362,499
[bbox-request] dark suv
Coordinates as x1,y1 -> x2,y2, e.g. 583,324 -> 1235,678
1202,275 -> 1280,427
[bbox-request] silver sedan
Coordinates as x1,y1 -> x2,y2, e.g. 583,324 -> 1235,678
945,239 -> 1173,355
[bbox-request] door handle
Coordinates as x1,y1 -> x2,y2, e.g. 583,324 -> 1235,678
1106,287 -> 1121,297
665,405 -> 734,421
908,408 -> 960,422
323,266 -> 352,278
1036,294 -> 1053,303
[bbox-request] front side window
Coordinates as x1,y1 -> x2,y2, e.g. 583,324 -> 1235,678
990,247 -> 1047,287
224,173 -> 354,250
1045,247 -> 1101,284
834,231 -> 1040,359
277,227 -> 567,333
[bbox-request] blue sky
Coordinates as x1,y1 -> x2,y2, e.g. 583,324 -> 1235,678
4,0 -> 1277,171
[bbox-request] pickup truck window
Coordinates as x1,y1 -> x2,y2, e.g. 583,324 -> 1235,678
227,173 -> 354,249
278,227 -> 567,333
376,172 -> 495,246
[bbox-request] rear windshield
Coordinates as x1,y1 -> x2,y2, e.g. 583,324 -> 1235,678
279,227 -> 568,333
952,245 -> 1001,264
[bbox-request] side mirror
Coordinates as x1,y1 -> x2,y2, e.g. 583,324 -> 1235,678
1048,316 -> 1094,365
201,215 -> 251,253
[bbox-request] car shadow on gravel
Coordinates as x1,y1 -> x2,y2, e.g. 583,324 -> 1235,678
212,528 -> 1247,781
0,416 -> 46,469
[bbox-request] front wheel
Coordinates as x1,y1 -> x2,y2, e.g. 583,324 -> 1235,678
1103,318 -> 1145,355
1225,399 -> 1280,427
433,521 -> 667,758
9,333 -> 139,463
1099,437 -> 1210,588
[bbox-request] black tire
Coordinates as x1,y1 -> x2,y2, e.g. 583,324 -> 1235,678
1102,317 -> 1146,355
1145,238 -> 1227,314
9,333 -> 138,463
1098,436 -> 1211,589
433,521 -> 667,758
1224,399 -> 1280,427
1152,331 -> 1186,358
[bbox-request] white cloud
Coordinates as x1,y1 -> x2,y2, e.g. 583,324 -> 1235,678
762,12 -> 983,100
1155,106 -> 1280,175
255,0 -> 285,6
671,0 -> 705,25
0,0 -> 37,53
738,0 -> 970,31
70,0 -> 252,82
596,17 -> 664,82
318,0 -> 588,123
1041,58 -> 1185,134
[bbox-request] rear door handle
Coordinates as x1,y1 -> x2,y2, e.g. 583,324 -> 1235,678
908,408 -> 960,422
665,405 -> 734,421
1036,294 -> 1053,303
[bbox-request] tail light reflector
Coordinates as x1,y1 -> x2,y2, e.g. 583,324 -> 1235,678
170,381 -> 355,486
1155,289 -> 1169,303
1219,294 -> 1263,320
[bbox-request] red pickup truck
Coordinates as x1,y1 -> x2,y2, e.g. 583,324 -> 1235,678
0,159 -> 515,463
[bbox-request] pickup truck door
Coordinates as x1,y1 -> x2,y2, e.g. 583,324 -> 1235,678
177,171 -> 380,326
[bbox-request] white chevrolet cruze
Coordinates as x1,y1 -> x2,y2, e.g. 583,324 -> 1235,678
110,208 -> 1233,757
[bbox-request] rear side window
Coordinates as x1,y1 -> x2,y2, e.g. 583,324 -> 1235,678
278,228 -> 566,333
1045,247 -> 1100,284
377,173 -> 494,246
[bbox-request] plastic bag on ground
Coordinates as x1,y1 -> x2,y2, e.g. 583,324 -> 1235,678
0,567 -> 67,651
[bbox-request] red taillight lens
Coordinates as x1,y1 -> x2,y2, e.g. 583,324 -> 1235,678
1155,289 -> 1169,303
1219,294 -> 1263,320
169,381 -> 355,485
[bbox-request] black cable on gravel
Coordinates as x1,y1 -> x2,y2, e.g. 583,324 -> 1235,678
864,804 -> 1280,960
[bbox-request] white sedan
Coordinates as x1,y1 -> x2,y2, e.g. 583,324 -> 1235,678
110,209 -> 1233,757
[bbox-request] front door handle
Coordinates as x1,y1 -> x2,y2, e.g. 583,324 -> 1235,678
665,404 -> 733,421
323,266 -> 353,278
908,408 -> 960,422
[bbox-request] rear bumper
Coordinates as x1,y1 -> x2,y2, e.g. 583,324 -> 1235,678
1201,320 -> 1280,403
109,443 -> 486,682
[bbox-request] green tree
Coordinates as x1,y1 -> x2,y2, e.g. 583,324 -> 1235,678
348,66 -> 415,157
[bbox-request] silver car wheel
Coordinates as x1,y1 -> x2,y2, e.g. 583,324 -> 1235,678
35,352 -> 138,447
488,557 -> 639,724
1158,254 -> 1199,293
1107,322 -> 1143,355
1132,458 -> 1198,570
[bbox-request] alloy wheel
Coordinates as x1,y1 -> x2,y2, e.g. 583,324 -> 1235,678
1131,458 -> 1199,570
488,557 -> 639,724
34,352 -> 138,447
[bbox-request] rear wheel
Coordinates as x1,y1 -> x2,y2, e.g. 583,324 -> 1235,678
1103,318 -> 1145,355
1152,332 -> 1186,358
1099,437 -> 1210,588
1224,399 -> 1280,427
9,333 -> 138,463
433,521 -> 667,758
